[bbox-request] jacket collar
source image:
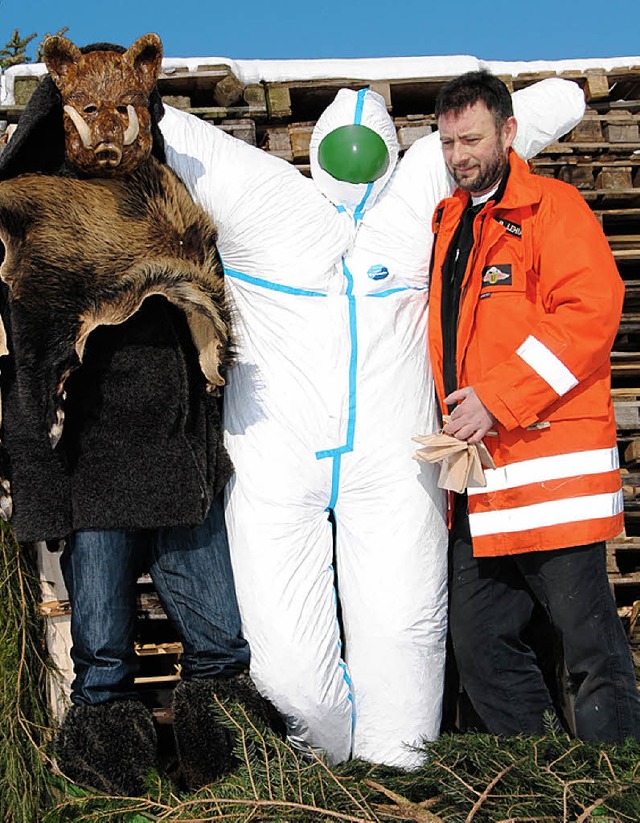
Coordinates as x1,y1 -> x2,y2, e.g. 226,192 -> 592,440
448,149 -> 542,214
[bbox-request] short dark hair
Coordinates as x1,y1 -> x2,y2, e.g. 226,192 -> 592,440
435,70 -> 513,129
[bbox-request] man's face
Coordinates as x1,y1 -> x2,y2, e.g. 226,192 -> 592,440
438,101 -> 517,196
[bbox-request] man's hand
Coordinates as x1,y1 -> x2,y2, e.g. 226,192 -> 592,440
443,386 -> 496,444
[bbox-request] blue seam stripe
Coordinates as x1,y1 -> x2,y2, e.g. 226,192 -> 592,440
224,266 -> 327,297
316,260 -> 358,524
327,451 -> 342,511
353,182 -> 374,223
339,661 -> 355,716
315,258 -> 358,463
343,260 -> 358,448
354,88 -> 367,125
368,285 -> 428,297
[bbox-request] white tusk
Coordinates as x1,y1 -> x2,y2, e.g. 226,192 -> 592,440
122,105 -> 139,146
63,105 -> 93,149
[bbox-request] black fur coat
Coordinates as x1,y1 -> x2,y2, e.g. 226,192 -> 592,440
0,75 -> 233,542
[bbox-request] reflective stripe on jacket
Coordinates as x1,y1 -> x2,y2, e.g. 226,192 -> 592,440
428,150 -> 625,556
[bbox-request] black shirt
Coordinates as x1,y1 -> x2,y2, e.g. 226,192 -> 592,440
439,169 -> 509,410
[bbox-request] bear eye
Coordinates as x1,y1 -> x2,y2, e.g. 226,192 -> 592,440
116,106 -> 128,114
83,104 -> 98,114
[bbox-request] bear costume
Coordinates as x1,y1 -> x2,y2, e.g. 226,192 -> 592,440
0,34 -> 282,794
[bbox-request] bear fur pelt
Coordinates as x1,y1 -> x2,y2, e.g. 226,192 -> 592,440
0,159 -> 230,446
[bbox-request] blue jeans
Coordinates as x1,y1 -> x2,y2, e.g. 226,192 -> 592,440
61,497 -> 249,705
449,499 -> 640,742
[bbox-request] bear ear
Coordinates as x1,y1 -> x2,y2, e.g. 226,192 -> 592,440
43,35 -> 82,91
124,33 -> 163,95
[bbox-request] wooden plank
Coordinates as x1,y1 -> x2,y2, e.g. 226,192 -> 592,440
397,121 -> 432,150
608,571 -> 640,584
243,83 -> 266,108
135,642 -> 183,657
262,126 -> 292,161
160,94 -> 191,110
614,399 -> 640,430
213,73 -> 245,108
612,362 -> 640,375
557,165 -> 594,189
624,440 -> 640,466
581,189 -> 640,203
288,122 -> 314,161
533,160 -> 640,169
539,141 -> 640,154
158,65 -> 233,94
604,121 -> 640,143
607,235 -> 640,249
217,119 -> 256,146
612,387 -> 640,397
39,599 -> 71,618
265,85 -> 292,119
566,117 -> 604,143
613,248 -> 640,259
185,104 -> 266,121
369,80 -> 391,110
584,73 -> 610,101
596,166 -> 633,190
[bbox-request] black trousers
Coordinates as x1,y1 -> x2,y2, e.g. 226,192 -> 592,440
449,500 -> 640,741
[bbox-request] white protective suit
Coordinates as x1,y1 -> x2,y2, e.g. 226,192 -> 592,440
160,77 -> 585,768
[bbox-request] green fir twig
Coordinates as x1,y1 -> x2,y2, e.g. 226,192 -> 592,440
0,524 -> 56,822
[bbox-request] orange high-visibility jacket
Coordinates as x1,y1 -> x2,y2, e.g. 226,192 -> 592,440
428,150 -> 625,556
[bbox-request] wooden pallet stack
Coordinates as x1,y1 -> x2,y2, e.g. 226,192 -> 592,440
3,59 -> 640,709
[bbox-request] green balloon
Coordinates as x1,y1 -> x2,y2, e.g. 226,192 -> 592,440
318,124 -> 389,184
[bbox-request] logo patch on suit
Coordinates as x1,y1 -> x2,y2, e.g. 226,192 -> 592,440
482,264 -> 512,286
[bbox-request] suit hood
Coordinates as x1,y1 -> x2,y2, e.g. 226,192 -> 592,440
310,88 -> 399,218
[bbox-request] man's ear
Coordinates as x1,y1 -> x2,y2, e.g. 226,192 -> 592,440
502,115 -> 518,151
43,36 -> 82,91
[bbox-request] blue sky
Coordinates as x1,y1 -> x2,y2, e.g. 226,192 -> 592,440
2,0 -> 638,62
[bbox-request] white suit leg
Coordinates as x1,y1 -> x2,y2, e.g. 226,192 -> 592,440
335,458 -> 448,769
225,473 -> 353,764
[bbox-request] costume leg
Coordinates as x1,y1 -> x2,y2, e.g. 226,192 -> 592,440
336,462 -> 448,769
60,528 -> 143,705
58,529 -> 157,794
520,542 -> 640,742
150,498 -> 280,789
149,495 -> 249,678
449,505 -> 555,735
226,475 -> 353,765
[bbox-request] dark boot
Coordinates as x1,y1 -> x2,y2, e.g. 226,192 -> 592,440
172,671 -> 284,789
56,699 -> 158,795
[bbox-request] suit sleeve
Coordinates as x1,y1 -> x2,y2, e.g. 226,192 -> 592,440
474,184 -> 624,431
